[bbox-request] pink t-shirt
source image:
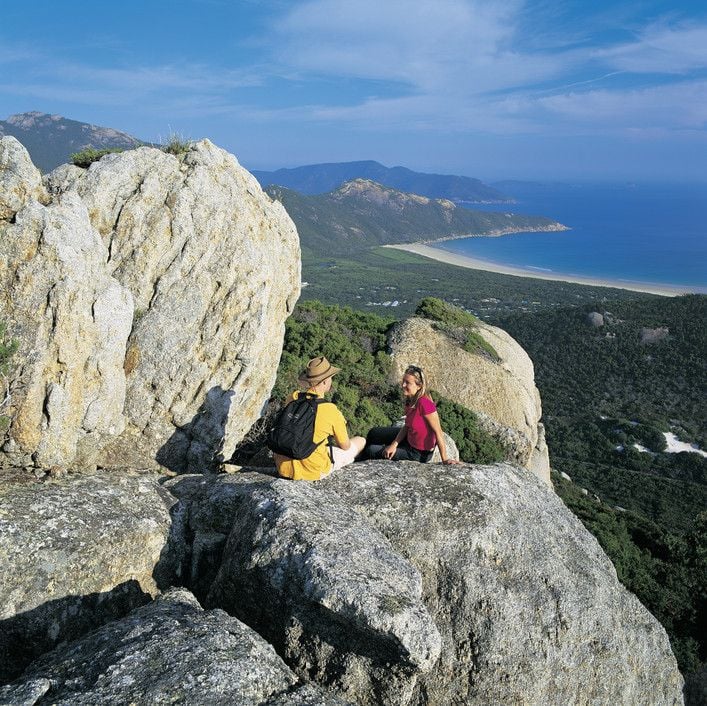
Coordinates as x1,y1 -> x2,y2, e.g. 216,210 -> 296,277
405,397 -> 437,451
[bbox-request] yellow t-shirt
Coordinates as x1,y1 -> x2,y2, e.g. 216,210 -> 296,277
275,389 -> 349,481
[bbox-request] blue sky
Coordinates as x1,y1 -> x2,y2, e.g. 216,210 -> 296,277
1,0 -> 706,181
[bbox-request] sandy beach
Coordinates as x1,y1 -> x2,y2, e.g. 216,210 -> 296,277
385,243 -> 703,297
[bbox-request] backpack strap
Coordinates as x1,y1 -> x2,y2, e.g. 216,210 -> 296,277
293,393 -> 337,463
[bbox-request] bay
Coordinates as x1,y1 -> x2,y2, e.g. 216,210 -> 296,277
434,182 -> 707,292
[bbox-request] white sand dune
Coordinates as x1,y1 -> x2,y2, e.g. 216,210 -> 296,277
664,432 -> 707,458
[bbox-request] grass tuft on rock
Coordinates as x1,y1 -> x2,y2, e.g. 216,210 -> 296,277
70,147 -> 125,168
161,132 -> 192,156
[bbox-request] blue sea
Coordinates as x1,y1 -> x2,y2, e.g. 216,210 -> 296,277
435,182 -> 707,292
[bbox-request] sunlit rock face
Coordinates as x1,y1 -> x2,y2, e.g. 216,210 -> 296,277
0,137 -> 300,472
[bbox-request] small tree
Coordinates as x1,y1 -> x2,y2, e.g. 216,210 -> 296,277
415,297 -> 499,361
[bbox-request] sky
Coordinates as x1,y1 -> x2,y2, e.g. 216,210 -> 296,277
1,0 -> 706,182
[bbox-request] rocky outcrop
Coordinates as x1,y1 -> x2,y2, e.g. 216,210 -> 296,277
0,137 -> 300,473
167,463 -> 683,705
587,311 -> 604,327
0,588 -> 347,706
388,317 -> 551,483
641,326 -> 670,344
0,136 -> 47,220
0,470 -> 185,681
202,475 -> 440,706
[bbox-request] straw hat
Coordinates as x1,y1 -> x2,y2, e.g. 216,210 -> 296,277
299,356 -> 341,386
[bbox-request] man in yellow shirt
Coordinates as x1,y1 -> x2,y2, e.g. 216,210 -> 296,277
274,356 -> 365,481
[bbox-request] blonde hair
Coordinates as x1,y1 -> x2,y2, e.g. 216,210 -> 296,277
404,365 -> 431,406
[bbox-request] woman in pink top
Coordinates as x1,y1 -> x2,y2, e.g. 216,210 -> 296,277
363,365 -> 459,464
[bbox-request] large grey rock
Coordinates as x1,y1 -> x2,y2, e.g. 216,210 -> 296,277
0,470 -> 185,681
388,317 -> 551,484
641,326 -> 670,344
167,472 -> 441,706
587,311 -> 604,327
0,137 -> 300,472
169,463 -> 682,705
327,462 -> 682,705
0,588 -> 347,705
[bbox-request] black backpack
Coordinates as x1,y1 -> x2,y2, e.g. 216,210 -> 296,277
267,393 -> 331,460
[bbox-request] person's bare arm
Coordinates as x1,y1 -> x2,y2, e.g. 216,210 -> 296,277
331,407 -> 351,450
424,411 -> 459,464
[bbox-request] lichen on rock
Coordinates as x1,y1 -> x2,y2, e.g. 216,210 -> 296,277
0,470 -> 185,681
0,588 -> 347,706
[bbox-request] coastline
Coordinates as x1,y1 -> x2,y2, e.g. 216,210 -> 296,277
385,243 -> 704,297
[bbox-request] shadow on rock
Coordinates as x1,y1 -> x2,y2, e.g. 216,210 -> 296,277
0,580 -> 151,684
156,386 -> 235,474
165,475 -> 278,605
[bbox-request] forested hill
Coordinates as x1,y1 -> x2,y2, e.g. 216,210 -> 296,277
266,180 -> 567,256
498,295 -> 707,529
254,159 -> 511,202
0,112 -> 142,172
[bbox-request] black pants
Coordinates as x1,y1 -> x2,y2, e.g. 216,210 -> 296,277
362,426 -> 433,463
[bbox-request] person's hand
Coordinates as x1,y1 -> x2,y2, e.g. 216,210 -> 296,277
382,443 -> 397,459
442,458 -> 460,465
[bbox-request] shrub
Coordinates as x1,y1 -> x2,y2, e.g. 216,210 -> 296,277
434,395 -> 506,463
271,300 -> 397,436
70,147 -> 125,168
415,297 -> 499,361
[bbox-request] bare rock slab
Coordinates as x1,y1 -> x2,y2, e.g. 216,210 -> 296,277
166,461 -> 683,705
167,472 -> 441,706
0,470 -> 185,681
326,461 -> 683,705
0,588 -> 347,705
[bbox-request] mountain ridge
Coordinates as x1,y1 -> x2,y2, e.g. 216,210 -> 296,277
266,178 -> 567,256
253,158 -> 513,203
0,111 -> 143,172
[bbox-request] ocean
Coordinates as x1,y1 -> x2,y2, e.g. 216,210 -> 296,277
434,182 -> 707,292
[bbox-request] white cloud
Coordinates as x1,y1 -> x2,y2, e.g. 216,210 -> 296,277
272,0 -> 564,94
0,42 -> 263,116
262,1 -> 707,140
4,2 -> 707,147
537,80 -> 707,132
596,22 -> 707,74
